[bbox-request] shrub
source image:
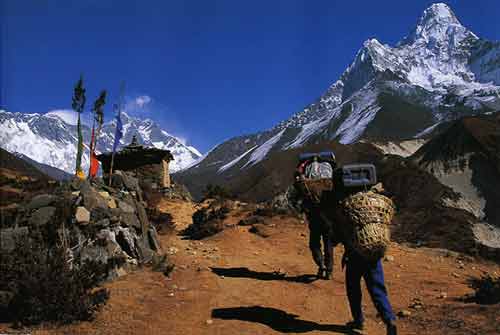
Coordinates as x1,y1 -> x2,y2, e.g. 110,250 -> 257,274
0,232 -> 110,325
181,201 -> 229,239
468,274 -> 500,305
0,193 -> 110,326
202,184 -> 232,200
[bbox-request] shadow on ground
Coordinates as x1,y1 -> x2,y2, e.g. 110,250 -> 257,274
211,306 -> 352,334
211,267 -> 318,283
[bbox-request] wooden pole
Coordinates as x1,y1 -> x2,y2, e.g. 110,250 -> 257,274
108,151 -> 116,187
109,81 -> 125,187
88,110 -> 96,179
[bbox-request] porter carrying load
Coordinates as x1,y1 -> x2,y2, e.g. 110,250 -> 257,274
294,151 -> 336,204
334,164 -> 395,262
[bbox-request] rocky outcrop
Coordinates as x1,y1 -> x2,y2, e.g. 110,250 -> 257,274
0,172 -> 163,280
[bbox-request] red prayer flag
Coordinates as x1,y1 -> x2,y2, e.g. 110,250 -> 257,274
89,127 -> 100,178
89,151 -> 99,178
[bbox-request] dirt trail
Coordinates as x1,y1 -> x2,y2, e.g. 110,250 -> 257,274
4,199 -> 500,335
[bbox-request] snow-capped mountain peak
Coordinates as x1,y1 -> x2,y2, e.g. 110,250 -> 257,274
401,2 -> 477,48
0,110 -> 203,174
179,3 -> 500,182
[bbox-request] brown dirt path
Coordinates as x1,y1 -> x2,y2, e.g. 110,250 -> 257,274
3,199 -> 500,335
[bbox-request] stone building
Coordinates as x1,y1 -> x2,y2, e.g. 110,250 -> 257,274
97,135 -> 174,188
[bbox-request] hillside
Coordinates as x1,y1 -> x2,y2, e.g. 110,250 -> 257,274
177,141 -> 382,202
178,112 -> 500,260
0,147 -> 57,213
13,152 -> 73,181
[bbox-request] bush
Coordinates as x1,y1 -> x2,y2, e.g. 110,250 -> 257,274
0,233 -> 109,326
0,195 -> 110,326
202,184 -> 232,200
181,201 -> 229,239
468,274 -> 500,305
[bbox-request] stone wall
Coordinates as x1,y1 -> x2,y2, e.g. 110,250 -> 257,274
161,159 -> 171,188
126,159 -> 171,189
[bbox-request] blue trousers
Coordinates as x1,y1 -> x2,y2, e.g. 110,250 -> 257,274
345,252 -> 395,324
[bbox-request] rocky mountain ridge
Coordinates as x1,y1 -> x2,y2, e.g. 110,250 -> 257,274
0,110 -> 202,175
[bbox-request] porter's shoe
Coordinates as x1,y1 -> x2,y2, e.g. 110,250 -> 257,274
324,271 -> 332,280
346,320 -> 364,332
316,267 -> 325,279
386,322 -> 397,335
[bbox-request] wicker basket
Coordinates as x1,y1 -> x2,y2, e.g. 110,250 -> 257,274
295,178 -> 334,204
336,191 -> 395,261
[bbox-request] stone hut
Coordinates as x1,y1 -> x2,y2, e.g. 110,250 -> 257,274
97,135 -> 174,188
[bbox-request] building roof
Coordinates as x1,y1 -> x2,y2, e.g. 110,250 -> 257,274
97,136 -> 174,173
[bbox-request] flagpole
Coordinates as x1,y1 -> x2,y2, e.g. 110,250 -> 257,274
88,112 -> 96,179
108,102 -> 118,187
108,150 -> 116,187
109,81 -> 125,187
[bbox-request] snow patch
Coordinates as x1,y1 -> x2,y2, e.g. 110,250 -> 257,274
218,145 -> 257,173
243,129 -> 286,168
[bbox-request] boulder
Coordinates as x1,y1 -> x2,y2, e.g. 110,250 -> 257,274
120,212 -> 141,229
81,230 -> 121,264
115,227 -> 139,258
148,227 -> 161,252
27,194 -> 58,210
98,191 -> 111,199
75,206 -> 90,224
118,200 -> 136,214
95,218 -> 111,228
108,198 -> 117,209
152,253 -> 174,276
135,200 -> 150,229
29,206 -> 57,227
249,224 -> 273,238
0,227 -> 29,252
238,216 -> 265,226
90,207 -> 111,222
136,240 -> 155,263
80,181 -> 108,210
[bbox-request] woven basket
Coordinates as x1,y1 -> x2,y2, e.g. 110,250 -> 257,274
336,191 -> 395,261
295,178 -> 334,204
351,223 -> 391,261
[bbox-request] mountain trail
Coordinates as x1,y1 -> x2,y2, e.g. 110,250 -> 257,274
6,199 -> 500,335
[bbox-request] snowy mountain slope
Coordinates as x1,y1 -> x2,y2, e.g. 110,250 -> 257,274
0,110 -> 202,174
179,3 -> 500,183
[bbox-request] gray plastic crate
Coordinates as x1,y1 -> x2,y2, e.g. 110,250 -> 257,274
342,164 -> 377,187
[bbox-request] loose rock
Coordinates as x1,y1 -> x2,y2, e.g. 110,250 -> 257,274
29,206 -> 57,227
118,200 -> 136,214
75,206 -> 91,224
27,194 -> 58,210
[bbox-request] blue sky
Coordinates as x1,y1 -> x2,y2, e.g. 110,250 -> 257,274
1,0 -> 499,152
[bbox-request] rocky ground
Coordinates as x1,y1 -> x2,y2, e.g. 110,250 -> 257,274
2,197 -> 499,335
